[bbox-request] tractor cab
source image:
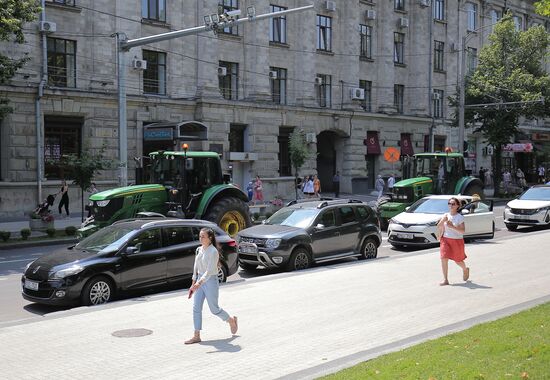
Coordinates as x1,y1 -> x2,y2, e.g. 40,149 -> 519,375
412,153 -> 465,195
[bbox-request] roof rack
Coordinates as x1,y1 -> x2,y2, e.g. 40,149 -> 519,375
316,198 -> 365,209
286,197 -> 334,207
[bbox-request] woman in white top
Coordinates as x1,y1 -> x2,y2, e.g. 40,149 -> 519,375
185,228 -> 238,344
436,197 -> 470,286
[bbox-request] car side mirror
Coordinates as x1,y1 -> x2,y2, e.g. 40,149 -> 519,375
405,206 -> 410,211
461,209 -> 470,215
314,223 -> 325,230
124,246 -> 139,255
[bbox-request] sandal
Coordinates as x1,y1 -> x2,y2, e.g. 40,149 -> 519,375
463,267 -> 470,281
230,316 -> 238,335
439,280 -> 449,286
184,336 -> 201,344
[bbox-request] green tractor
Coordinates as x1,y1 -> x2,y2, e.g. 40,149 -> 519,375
79,150 -> 251,237
377,152 -> 484,229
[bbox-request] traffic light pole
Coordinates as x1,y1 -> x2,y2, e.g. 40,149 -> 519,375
115,4 -> 314,186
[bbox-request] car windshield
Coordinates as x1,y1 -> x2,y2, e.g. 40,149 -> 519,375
265,208 -> 318,228
518,187 -> 550,201
76,225 -> 136,254
407,198 -> 453,214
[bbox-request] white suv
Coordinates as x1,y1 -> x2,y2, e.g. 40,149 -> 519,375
504,185 -> 550,231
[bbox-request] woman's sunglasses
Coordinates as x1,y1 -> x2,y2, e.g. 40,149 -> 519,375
448,202 -> 457,206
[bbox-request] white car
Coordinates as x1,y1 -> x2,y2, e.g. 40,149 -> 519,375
388,195 -> 495,249
503,185 -> 550,231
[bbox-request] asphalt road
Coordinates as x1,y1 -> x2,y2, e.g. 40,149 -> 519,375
1,205 -> 546,327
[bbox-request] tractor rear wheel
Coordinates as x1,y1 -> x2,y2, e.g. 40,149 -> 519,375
204,197 -> 251,237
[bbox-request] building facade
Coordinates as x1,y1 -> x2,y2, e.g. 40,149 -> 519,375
0,0 -> 548,218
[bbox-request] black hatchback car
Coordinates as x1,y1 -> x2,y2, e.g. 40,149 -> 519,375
236,199 -> 381,271
22,219 -> 238,306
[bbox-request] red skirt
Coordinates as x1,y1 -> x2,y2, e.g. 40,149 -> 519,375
440,236 -> 466,262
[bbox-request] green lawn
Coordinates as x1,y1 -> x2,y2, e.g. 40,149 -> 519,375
323,303 -> 550,380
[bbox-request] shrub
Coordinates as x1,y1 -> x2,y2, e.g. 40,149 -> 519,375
0,231 -> 11,242
46,228 -> 56,238
20,228 -> 31,240
65,226 -> 77,236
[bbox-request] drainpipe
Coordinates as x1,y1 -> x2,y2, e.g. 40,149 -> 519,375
35,0 -> 47,204
428,0 -> 434,152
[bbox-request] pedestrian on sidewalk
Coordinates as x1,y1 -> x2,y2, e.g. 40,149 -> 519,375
86,182 -> 99,217
387,174 -> 395,192
437,197 -> 469,286
185,227 -> 238,344
246,181 -> 254,202
538,165 -> 546,184
502,169 -> 511,194
332,171 -> 340,198
303,175 -> 314,198
313,174 -> 321,198
58,180 -> 70,217
253,175 -> 263,205
375,175 -> 385,199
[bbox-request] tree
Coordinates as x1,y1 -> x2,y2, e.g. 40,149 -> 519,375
460,15 -> 550,196
535,0 -> 550,16
0,0 -> 42,119
289,129 -> 314,199
61,148 -> 113,222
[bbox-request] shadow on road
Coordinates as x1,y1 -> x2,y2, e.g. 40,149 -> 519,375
450,281 -> 492,290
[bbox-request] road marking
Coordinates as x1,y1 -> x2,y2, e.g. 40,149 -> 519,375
0,258 -> 33,264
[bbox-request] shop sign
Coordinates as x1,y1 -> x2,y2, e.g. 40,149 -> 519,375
532,133 -> 550,141
502,143 -> 533,153
144,128 -> 173,141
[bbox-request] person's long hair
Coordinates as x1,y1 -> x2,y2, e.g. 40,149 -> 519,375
200,228 -> 222,266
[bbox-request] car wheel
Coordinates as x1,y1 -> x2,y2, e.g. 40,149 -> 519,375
239,262 -> 258,272
217,265 -> 228,283
505,223 -> 518,231
286,248 -> 311,271
359,237 -> 378,260
81,276 -> 114,306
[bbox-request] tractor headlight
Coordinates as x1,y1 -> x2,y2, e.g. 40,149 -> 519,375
96,200 -> 110,207
265,239 -> 282,249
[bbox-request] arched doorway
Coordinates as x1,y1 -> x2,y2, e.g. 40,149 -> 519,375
316,131 -> 339,192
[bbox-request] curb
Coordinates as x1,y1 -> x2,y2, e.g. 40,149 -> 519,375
0,237 -> 78,250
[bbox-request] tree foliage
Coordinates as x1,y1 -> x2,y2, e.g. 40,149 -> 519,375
0,0 -> 41,119
289,129 -> 315,198
462,14 -> 550,195
535,0 -> 550,16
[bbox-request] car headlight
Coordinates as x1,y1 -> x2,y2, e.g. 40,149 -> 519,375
427,220 -> 439,226
389,218 -> 396,224
49,265 -> 84,280
504,205 -> 511,211
265,238 -> 282,249
96,200 -> 110,207
536,206 -> 550,213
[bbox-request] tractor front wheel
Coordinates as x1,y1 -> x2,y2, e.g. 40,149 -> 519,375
204,197 -> 251,237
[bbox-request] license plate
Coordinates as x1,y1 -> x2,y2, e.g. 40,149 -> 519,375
24,279 -> 39,291
515,214 -> 530,220
397,233 -> 414,240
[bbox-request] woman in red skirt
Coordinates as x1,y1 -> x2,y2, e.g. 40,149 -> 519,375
437,197 -> 470,286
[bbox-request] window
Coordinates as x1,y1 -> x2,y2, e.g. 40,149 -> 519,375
129,229 -> 161,252
339,206 -> 356,224
270,5 -> 287,43
359,80 -> 372,112
356,206 -> 371,220
466,2 -> 477,31
44,117 -> 81,179
278,127 -> 293,176
316,74 -> 332,108
394,0 -> 405,11
47,37 -> 76,87
316,15 -> 332,51
434,40 -> 444,71
360,25 -> 372,59
219,0 -> 239,35
142,50 -> 166,95
142,0 -> 166,22
49,0 -> 75,5
433,89 -> 444,118
270,67 -> 287,104
394,84 -> 404,114
229,123 -> 246,152
162,227 -> 196,247
394,32 -> 405,64
319,209 -> 336,227
513,15 -> 523,31
218,61 -> 239,100
467,47 -> 477,73
490,9 -> 501,31
433,0 -> 444,20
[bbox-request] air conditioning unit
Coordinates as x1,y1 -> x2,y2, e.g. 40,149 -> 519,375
132,59 -> 147,70
217,67 -> 227,76
305,133 -> 317,143
325,1 -> 336,11
350,87 -> 365,100
398,17 -> 409,28
268,70 -> 278,80
432,92 -> 441,100
39,21 -> 56,33
365,10 -> 376,20
419,0 -> 431,7
314,77 -> 323,86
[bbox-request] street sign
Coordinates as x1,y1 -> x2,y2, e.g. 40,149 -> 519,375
384,147 -> 400,163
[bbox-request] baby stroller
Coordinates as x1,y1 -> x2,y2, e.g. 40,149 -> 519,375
34,194 -> 57,217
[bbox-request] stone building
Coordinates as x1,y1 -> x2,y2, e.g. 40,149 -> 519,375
0,0 -> 548,218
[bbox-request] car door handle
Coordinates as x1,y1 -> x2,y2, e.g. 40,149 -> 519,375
155,257 -> 166,262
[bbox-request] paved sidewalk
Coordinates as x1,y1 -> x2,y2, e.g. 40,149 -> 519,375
1,229 -> 549,379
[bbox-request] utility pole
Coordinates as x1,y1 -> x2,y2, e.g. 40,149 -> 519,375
114,4 -> 314,186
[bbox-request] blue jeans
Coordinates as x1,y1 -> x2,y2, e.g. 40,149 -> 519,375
192,275 -> 229,331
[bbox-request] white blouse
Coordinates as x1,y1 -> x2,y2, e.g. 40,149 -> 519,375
443,212 -> 465,239
192,244 -> 219,283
